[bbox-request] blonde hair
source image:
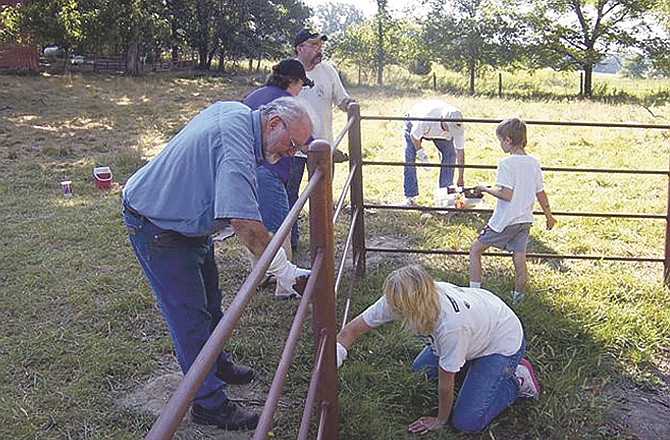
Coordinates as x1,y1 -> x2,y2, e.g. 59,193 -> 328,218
496,117 -> 527,147
383,265 -> 440,335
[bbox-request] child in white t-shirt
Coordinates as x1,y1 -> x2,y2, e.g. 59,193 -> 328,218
469,118 -> 555,304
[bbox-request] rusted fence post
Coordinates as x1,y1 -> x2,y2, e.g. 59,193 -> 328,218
665,136 -> 670,285
307,140 -> 339,438
348,103 -> 366,276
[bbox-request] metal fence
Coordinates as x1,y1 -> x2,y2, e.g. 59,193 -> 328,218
349,112 -> 670,283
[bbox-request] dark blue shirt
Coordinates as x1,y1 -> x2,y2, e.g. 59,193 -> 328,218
242,85 -> 293,182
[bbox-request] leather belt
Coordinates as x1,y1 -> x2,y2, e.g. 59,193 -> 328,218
124,202 -> 143,219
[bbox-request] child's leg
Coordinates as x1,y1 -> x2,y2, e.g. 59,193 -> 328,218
469,239 -> 488,285
512,251 -> 527,292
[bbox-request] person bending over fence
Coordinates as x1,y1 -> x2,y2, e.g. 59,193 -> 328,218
122,97 -> 311,431
336,264 -> 540,434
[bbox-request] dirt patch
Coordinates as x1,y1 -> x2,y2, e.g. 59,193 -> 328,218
603,362 -> 670,440
364,235 -> 415,268
119,357 -> 265,440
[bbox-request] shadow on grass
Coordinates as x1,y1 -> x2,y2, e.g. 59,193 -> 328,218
334,209 -> 669,439
336,258 -> 669,440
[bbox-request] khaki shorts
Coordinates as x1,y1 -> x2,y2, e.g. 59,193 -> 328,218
476,223 -> 531,253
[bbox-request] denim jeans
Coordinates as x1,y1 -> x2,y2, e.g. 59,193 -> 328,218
257,166 -> 290,233
286,156 -> 307,250
403,122 -> 456,198
412,337 -> 526,433
123,208 -> 230,408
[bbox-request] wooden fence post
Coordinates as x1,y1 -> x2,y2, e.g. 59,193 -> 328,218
664,136 -> 670,285
348,103 -> 366,276
307,140 -> 339,439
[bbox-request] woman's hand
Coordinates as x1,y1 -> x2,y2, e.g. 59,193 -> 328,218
408,416 -> 446,435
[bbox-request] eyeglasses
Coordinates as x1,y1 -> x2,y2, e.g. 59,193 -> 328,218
280,120 -> 305,153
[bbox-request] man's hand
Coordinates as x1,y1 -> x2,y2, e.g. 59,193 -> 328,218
408,416 -> 447,435
416,148 -> 431,170
268,248 -> 311,296
338,97 -> 357,112
546,214 -> 555,230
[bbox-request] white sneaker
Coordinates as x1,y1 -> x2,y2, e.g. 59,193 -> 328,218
515,358 -> 541,399
512,290 -> 525,304
403,196 -> 417,207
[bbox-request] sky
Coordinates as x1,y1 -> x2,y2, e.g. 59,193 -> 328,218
301,0 -> 411,18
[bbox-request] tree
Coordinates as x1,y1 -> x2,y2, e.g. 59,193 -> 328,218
423,0 -> 522,95
642,3 -> 670,76
312,1 -> 364,41
335,19 -> 377,84
374,0 -> 388,85
523,0 -> 657,98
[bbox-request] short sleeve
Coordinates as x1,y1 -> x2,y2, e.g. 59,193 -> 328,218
362,296 -> 400,328
436,329 -> 470,372
534,164 -> 545,193
328,64 -> 349,107
214,158 -> 261,221
495,160 -> 515,190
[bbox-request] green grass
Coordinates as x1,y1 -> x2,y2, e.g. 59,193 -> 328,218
1,70 -> 669,439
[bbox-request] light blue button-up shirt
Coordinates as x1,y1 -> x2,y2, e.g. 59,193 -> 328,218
123,101 -> 264,235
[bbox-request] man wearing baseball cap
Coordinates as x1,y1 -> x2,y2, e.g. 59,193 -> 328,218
403,99 -> 466,206
287,28 -> 356,251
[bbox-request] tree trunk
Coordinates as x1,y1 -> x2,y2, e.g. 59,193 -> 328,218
198,45 -> 208,70
376,15 -> 383,86
171,19 -> 179,62
583,63 -> 593,98
468,61 -> 476,96
125,41 -> 141,76
217,49 -> 226,72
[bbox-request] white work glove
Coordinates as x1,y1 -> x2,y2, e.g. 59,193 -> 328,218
267,248 -> 311,296
416,148 -> 430,169
336,342 -> 348,368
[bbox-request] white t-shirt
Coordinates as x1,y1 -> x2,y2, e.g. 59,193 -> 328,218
297,62 -> 349,146
362,282 -> 523,373
406,100 -> 465,149
488,154 -> 544,232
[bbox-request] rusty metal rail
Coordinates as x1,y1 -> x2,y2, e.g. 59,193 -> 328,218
348,113 -> 670,283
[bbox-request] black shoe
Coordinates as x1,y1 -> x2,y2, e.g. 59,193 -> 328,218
216,361 -> 255,385
191,401 -> 259,431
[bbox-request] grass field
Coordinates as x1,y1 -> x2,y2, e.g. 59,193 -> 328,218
1,69 -> 669,439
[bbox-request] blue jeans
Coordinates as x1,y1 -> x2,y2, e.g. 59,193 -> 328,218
257,166 -> 290,233
286,156 -> 307,250
403,122 -> 456,198
123,207 -> 230,408
412,337 -> 526,433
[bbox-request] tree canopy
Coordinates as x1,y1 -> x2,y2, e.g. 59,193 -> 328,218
1,0 -> 668,94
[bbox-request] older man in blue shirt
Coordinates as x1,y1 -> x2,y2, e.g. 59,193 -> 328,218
122,97 -> 311,431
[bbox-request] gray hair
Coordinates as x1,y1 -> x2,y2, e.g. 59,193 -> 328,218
262,96 -> 312,127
